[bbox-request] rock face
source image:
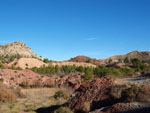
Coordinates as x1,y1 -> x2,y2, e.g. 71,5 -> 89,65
105,51 -> 150,63
0,42 -> 41,59
66,77 -> 114,113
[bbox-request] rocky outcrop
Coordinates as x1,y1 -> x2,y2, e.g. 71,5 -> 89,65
0,42 -> 41,59
66,77 -> 114,113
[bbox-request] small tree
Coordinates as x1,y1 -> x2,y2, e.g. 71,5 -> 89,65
108,59 -> 113,64
43,58 -> 49,63
86,59 -> 91,63
118,59 -> 122,63
124,57 -> 129,63
131,58 -> 141,68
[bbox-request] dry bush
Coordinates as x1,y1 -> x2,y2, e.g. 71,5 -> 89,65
31,79 -> 43,88
19,80 -> 29,88
121,84 -> 150,102
54,89 -> 70,100
109,85 -> 128,99
13,88 -> 25,98
0,88 -> 16,103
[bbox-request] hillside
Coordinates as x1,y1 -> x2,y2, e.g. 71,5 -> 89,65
105,51 -> 150,63
0,42 -> 41,60
8,58 -> 47,69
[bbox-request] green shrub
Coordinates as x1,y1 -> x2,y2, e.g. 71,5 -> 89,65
82,67 -> 94,82
94,66 -> 122,77
131,58 -> 141,68
43,58 -> 49,63
0,63 -> 5,69
120,68 -> 134,76
124,57 -> 129,63
0,78 -> 4,83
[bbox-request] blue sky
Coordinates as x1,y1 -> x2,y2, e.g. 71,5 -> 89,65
0,0 -> 150,61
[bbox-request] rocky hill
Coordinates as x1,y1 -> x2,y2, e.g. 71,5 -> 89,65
105,51 -> 150,63
69,56 -> 104,65
0,42 -> 41,59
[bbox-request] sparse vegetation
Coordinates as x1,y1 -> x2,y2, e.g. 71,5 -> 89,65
9,65 -> 23,70
82,67 -> 94,82
54,90 -> 69,100
0,54 -> 21,63
121,84 -> 149,102
0,62 -> 5,69
120,68 -> 134,76
124,57 -> 129,63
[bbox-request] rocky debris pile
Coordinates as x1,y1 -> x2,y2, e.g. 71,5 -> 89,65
66,77 -> 114,113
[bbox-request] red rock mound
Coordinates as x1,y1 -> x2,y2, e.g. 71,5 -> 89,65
66,77 -> 114,113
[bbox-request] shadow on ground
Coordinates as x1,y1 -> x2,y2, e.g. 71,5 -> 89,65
122,107 -> 150,113
35,105 -> 61,113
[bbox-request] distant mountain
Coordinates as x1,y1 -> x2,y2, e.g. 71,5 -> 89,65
0,42 -> 41,59
106,51 -> 150,63
70,51 -> 150,65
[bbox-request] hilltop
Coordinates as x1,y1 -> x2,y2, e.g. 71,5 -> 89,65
0,42 -> 42,60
